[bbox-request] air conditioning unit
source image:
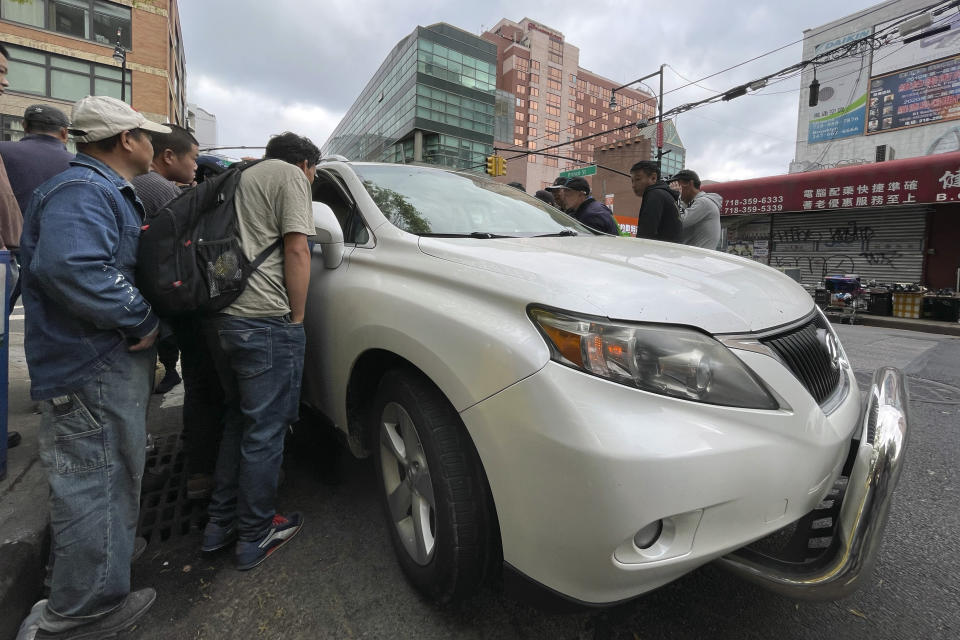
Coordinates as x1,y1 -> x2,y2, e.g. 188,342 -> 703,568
875,145 -> 895,162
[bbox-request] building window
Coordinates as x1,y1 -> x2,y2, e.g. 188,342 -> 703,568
544,156 -> 558,167
517,71 -> 527,82
528,127 -> 537,136
515,97 -> 525,108
589,108 -> 597,117
516,112 -> 525,122
529,100 -> 538,110
602,112 -> 608,121
514,138 -> 524,146
516,84 -> 526,94
515,125 -> 524,134
546,93 -> 560,107
546,118 -> 559,132
528,154 -> 536,163
528,140 -> 537,149
530,87 -> 539,97
547,80 -> 561,91
546,133 -> 558,142
568,98 -> 576,109
547,67 -> 561,80
546,106 -> 560,117
1,0 -> 132,48
531,60 -> 540,70
528,113 -> 538,123
575,115 -> 583,124
1,114 -> 24,142
5,44 -> 131,103
530,73 -> 540,84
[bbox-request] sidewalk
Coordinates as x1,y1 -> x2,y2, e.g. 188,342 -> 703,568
0,323 -> 181,639
828,311 -> 960,336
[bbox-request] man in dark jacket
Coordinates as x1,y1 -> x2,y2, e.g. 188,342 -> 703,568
0,104 -> 74,213
630,160 -> 682,242
546,176 -> 619,234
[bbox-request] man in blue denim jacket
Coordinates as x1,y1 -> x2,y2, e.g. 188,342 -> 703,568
16,96 -> 170,640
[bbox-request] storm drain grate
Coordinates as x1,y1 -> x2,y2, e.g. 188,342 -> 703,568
138,433 -> 208,544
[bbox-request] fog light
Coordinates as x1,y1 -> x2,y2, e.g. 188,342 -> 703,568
633,520 -> 663,549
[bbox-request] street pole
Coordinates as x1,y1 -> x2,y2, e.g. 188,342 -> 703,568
610,64 -> 665,175
656,63 -> 664,176
112,28 -> 127,103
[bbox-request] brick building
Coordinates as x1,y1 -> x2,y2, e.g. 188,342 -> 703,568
482,18 -> 663,194
592,136 -> 652,233
0,0 -> 186,142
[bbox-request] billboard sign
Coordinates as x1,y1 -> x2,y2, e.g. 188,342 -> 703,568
866,55 -> 960,135
805,28 -> 872,143
872,12 -> 960,76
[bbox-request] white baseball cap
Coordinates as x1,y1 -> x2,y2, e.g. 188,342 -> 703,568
69,95 -> 171,142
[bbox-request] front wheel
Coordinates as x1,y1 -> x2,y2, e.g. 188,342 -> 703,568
372,369 -> 496,603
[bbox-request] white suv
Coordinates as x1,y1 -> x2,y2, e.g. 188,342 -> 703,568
301,160 -> 908,607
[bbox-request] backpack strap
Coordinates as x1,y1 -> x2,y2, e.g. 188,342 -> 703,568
247,238 -> 282,274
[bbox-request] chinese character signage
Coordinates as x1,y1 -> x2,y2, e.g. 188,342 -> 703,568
804,28 -> 871,144
867,55 -> 960,134
708,151 -> 960,214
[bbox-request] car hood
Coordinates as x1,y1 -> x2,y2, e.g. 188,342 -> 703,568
418,235 -> 813,334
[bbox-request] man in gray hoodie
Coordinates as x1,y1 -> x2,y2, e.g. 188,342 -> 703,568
674,169 -> 722,250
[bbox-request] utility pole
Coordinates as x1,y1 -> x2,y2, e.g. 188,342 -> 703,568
112,28 -> 127,103
610,64 -> 666,175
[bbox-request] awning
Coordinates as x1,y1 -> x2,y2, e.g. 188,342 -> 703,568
708,151 -> 960,215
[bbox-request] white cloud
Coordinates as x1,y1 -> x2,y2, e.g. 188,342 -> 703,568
188,74 -> 343,155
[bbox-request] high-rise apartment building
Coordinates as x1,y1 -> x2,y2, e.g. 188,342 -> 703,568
322,23 -> 497,172
0,0 -> 186,141
482,18 -> 663,192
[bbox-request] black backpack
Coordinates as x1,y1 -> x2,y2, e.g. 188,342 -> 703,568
136,160 -> 280,317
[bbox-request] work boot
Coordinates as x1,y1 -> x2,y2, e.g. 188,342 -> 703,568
16,588 -> 156,639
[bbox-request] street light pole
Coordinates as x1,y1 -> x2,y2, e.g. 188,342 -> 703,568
609,63 -> 666,174
112,28 -> 127,103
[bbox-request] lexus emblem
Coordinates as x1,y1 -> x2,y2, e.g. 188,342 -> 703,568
817,328 -> 841,369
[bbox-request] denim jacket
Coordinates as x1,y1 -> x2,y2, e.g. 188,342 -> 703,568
20,153 -> 159,400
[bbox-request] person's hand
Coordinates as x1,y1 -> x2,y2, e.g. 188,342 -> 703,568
129,326 -> 160,352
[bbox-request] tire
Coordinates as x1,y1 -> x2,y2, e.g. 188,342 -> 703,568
372,368 -> 495,604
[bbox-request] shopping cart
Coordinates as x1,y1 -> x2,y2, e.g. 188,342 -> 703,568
823,275 -> 864,324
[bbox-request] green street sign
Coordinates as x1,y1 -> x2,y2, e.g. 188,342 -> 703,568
559,165 -> 597,178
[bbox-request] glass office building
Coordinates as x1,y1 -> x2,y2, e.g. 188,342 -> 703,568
322,23 -> 497,171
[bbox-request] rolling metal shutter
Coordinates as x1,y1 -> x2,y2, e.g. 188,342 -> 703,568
770,207 -> 928,287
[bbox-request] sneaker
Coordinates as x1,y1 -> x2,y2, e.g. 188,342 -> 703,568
201,519 -> 237,553
186,474 -> 214,500
18,588 -> 156,640
153,369 -> 181,395
234,513 -> 303,571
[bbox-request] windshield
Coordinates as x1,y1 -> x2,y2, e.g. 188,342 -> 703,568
353,164 -> 598,237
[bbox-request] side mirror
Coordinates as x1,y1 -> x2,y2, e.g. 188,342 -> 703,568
311,202 -> 344,269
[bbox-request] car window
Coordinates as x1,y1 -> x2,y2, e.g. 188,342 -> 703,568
313,171 -> 369,244
353,164 -> 596,237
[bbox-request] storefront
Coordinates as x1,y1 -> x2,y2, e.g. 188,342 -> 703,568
709,151 -> 960,291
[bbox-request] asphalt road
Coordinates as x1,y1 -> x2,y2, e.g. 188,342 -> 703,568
103,324 -> 960,639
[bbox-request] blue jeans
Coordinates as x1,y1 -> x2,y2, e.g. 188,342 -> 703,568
37,346 -> 154,618
204,315 -> 305,542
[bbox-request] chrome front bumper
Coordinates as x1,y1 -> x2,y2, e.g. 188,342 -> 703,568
717,367 -> 909,600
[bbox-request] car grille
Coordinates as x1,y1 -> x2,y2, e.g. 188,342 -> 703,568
760,314 -> 841,404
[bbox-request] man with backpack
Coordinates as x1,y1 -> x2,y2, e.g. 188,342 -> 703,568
16,95 -> 169,639
198,132 -> 317,570
131,125 -> 226,499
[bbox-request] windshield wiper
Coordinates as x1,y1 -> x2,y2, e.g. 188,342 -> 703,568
419,232 -> 516,239
532,229 -> 579,237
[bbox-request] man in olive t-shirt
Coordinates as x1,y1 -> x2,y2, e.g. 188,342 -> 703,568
200,132 -> 318,571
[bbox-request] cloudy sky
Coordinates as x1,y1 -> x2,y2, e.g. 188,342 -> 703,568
179,0 -> 881,181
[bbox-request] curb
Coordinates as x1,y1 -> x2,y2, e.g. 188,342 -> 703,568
0,457 -> 50,639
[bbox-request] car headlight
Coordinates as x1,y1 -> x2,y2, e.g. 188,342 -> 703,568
529,307 -> 779,410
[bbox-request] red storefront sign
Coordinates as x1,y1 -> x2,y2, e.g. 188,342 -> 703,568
708,151 -> 960,215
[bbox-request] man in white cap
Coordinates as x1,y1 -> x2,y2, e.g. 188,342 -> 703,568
16,96 -> 170,640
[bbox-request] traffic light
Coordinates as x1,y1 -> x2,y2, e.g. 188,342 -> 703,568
486,155 -> 507,176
